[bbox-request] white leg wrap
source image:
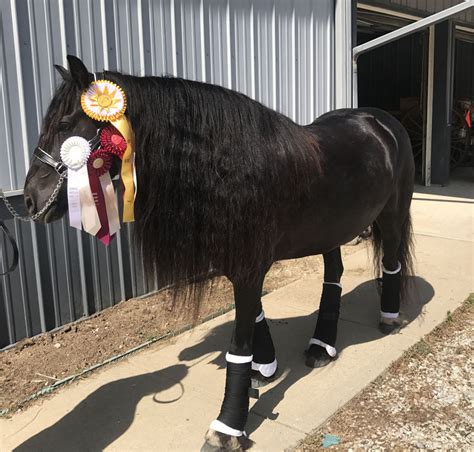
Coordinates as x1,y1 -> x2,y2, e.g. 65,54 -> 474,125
323,281 -> 342,288
309,338 -> 337,357
382,261 -> 402,274
210,419 -> 245,437
251,358 -> 277,378
380,311 -> 399,319
255,310 -> 265,323
225,353 -> 253,364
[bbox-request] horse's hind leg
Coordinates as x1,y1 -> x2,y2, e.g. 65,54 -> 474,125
374,193 -> 413,334
305,247 -> 343,368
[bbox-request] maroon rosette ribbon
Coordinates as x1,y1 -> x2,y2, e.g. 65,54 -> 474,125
100,126 -> 127,158
87,149 -> 113,177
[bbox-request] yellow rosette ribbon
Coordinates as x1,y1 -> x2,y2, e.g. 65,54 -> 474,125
81,80 -> 135,222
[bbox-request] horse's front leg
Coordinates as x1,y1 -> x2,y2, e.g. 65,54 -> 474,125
202,277 -> 263,451
305,247 -> 343,368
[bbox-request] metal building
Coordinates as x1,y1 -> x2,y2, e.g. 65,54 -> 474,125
0,0 -> 350,348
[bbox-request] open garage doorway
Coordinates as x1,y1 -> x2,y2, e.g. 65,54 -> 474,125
356,6 -> 473,185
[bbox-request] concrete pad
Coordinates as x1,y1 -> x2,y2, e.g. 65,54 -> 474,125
1,179 -> 472,452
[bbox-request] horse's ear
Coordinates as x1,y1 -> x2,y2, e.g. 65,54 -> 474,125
67,55 -> 92,89
54,64 -> 70,81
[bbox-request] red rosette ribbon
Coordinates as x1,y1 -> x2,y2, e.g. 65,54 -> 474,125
100,126 -> 127,158
87,150 -> 115,245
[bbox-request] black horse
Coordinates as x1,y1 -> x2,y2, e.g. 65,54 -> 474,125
23,56 -> 414,451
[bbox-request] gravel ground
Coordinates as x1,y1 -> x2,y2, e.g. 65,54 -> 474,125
294,294 -> 474,451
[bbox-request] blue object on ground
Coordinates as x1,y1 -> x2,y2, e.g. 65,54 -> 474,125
322,433 -> 341,448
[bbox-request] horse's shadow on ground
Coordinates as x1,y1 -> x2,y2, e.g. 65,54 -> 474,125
13,277 -> 433,450
178,276 -> 434,435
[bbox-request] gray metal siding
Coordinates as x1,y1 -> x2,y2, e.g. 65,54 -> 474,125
0,0 -> 335,348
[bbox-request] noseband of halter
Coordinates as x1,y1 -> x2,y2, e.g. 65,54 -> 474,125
33,129 -> 102,177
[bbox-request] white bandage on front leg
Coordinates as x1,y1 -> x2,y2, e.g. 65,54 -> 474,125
380,311 -> 399,319
251,358 -> 277,378
309,338 -> 337,357
210,419 -> 245,437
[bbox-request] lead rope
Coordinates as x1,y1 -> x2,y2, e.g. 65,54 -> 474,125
0,173 -> 66,274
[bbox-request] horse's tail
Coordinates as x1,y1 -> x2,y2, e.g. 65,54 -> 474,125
370,211 -> 415,294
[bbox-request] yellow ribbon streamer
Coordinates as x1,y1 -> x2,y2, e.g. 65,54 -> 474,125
111,116 -> 135,222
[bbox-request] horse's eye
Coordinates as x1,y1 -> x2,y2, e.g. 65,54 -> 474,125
58,121 -> 72,132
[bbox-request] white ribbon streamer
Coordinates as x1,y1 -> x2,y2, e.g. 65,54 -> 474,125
67,169 -> 82,230
78,166 -> 101,235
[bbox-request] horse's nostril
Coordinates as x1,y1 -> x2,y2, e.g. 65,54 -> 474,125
24,195 -> 35,214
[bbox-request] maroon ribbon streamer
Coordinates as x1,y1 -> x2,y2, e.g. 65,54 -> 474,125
87,166 -> 112,245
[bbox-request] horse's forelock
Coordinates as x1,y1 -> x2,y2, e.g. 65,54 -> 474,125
38,81 -> 79,149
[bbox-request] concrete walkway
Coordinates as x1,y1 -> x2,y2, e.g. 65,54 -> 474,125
1,176 -> 473,452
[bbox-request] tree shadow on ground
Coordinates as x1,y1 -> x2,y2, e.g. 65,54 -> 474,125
178,276 -> 434,435
13,364 -> 188,452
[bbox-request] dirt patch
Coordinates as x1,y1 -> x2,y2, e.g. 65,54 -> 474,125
294,294 -> 474,451
0,246 -> 363,415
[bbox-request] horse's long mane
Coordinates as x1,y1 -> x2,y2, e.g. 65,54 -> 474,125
106,72 -> 320,288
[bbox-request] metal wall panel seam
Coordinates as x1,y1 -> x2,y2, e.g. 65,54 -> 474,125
291,4 -> 296,120
170,0 -> 177,75
125,0 -> 134,72
46,225 -> 61,327
126,223 -> 137,297
86,0 -> 97,69
199,0 -> 206,80
249,1 -> 255,99
115,222 -> 127,301
14,222 -> 32,337
30,221 -> 46,333
100,0 -> 109,69
137,0 -> 145,75
75,229 -> 90,319
57,0 -> 68,65
0,13 -> 16,191
112,0 -> 121,69
147,0 -> 156,74
26,0 -> 49,334
9,0 -> 30,182
72,0 -> 82,57
225,0 -> 232,88
26,0 -> 42,136
104,245 -> 114,307
42,0 -> 55,96
309,6 -> 314,121
90,235 -> 102,312
1,235 -> 16,344
45,0 -> 58,96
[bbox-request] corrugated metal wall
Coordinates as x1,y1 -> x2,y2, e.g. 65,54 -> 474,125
0,0 -> 335,348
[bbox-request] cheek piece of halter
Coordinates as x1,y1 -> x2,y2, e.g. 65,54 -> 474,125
0,130 -> 102,275
33,129 -> 102,176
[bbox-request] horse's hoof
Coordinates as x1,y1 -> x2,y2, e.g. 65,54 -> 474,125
304,344 -> 337,368
379,313 -> 408,335
250,368 -> 278,389
201,429 -> 254,451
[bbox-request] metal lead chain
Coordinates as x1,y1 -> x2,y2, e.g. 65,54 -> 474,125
0,173 -> 66,222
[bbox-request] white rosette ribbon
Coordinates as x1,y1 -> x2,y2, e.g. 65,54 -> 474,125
60,137 -> 100,234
